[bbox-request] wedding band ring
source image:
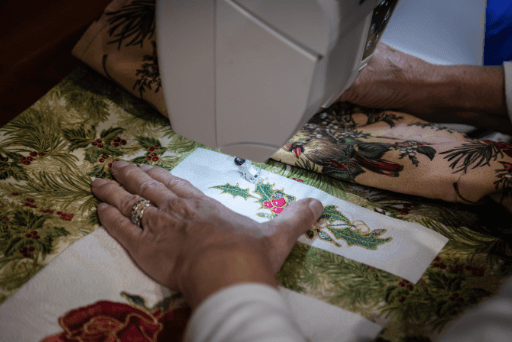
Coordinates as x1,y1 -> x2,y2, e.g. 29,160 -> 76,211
131,199 -> 150,228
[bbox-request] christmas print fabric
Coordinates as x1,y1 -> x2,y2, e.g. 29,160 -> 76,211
1,65 -> 512,341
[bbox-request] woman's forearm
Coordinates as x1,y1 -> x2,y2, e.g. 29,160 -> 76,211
427,65 -> 511,134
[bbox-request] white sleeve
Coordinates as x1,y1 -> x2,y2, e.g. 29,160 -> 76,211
504,62 -> 512,121
184,283 -> 306,342
438,277 -> 512,342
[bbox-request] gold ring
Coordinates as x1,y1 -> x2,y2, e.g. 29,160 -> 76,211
131,199 -> 150,228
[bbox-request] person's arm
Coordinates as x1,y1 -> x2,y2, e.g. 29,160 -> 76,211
338,42 -> 512,134
426,64 -> 511,134
185,284 -> 305,342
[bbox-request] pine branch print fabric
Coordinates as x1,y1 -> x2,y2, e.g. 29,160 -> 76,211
172,149 -> 448,283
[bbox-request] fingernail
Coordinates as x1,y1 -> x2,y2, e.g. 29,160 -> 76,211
93,178 -> 108,187
97,203 -> 110,210
112,160 -> 129,169
309,199 -> 323,218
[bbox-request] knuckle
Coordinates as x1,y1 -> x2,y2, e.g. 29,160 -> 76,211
138,179 -> 163,196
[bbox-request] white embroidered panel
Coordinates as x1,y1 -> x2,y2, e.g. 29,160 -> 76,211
171,148 -> 449,283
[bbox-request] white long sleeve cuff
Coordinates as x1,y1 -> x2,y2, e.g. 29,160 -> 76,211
504,62 -> 512,121
185,283 -> 306,342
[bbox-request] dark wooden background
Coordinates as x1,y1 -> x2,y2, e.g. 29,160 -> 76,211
0,0 -> 112,127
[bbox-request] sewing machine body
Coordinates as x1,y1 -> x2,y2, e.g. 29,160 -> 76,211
157,0 -> 399,162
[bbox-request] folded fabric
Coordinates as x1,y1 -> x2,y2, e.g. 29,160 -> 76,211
272,102 -> 512,213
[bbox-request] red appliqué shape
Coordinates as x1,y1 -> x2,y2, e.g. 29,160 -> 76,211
264,197 -> 288,214
41,301 -> 191,342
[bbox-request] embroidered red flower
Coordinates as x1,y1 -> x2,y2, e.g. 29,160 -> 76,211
263,197 -> 287,214
41,301 -> 191,342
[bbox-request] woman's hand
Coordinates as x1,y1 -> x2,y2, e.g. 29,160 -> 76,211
337,42 -> 438,116
338,42 -> 511,134
92,161 -> 323,309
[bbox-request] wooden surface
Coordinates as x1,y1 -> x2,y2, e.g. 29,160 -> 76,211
0,0 -> 112,127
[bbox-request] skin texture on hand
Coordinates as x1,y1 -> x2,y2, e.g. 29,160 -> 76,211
91,161 -> 323,310
338,42 -> 511,134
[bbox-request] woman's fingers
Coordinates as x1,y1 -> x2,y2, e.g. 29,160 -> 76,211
111,161 -> 177,206
92,178 -> 152,217
139,164 -> 205,199
262,198 -> 323,271
97,203 -> 143,252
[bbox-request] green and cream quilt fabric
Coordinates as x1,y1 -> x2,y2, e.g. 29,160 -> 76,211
0,67 -> 512,341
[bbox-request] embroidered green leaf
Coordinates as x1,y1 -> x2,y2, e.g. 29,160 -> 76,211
327,227 -> 392,250
211,183 -> 255,200
317,230 -> 340,247
320,205 -> 350,224
254,181 -> 275,204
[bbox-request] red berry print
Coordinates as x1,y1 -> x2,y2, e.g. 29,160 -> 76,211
12,192 -> 19,196
24,203 -> 31,207
108,163 -> 113,168
96,138 -> 102,143
113,137 -> 121,143
154,145 -> 159,148
121,140 -> 127,145
20,157 -> 25,161
97,143 -> 104,148
113,142 -> 120,147
34,236 -> 40,240
98,158 -> 104,163
27,199 -> 35,203
272,198 -> 286,207
23,161 -> 31,165
91,141 -> 97,146
57,211 -> 62,215
148,147 -> 155,152
272,207 -> 284,214
30,152 -> 37,157
28,246 -> 35,252
264,201 -> 272,208
24,233 -> 31,238
406,284 -> 413,290
146,156 -> 152,161
27,157 -> 33,162
38,152 -> 44,156
152,157 -> 159,162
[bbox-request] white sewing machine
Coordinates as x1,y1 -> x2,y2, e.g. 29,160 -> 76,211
156,0 -> 487,163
